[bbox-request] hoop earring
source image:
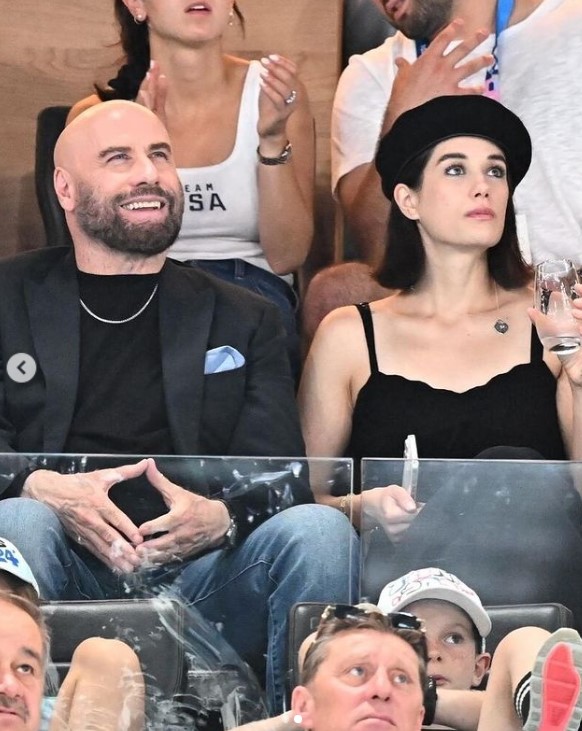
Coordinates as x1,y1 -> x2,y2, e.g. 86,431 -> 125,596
134,13 -> 146,24
228,7 -> 235,25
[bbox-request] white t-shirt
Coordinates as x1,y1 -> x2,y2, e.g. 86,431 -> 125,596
171,61 -> 289,280
331,0 -> 582,265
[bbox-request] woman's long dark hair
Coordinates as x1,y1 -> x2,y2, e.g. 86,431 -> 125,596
97,1 -> 245,101
374,147 -> 533,291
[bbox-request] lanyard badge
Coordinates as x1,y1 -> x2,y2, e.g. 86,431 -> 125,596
485,0 -> 515,100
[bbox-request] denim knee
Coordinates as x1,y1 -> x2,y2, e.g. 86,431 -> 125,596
273,503 -> 355,548
0,497 -> 63,543
262,504 -> 359,594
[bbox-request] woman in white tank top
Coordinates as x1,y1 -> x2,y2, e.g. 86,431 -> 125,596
69,0 -> 315,377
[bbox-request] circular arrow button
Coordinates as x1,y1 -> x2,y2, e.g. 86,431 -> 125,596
6,353 -> 37,384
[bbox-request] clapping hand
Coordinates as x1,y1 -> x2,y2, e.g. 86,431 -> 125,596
257,54 -> 301,141
136,60 -> 169,126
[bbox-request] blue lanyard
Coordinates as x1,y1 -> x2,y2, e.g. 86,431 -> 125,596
414,1 -> 515,99
485,0 -> 515,98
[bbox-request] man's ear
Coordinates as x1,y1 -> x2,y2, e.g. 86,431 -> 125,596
291,685 -> 316,729
53,168 -> 76,212
393,183 -> 419,221
472,652 -> 491,687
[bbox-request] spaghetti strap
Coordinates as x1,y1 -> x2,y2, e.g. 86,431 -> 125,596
530,324 -> 543,362
355,302 -> 379,374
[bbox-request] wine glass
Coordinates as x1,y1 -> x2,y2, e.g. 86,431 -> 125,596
534,258 -> 581,354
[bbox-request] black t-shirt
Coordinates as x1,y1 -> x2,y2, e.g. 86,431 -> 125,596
64,270 -> 174,455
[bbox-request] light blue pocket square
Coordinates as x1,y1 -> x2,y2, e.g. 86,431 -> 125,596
204,346 -> 246,374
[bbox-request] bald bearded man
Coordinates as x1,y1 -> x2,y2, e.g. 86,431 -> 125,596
0,101 -> 355,713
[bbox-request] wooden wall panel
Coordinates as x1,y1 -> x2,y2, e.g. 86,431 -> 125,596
0,0 -> 342,266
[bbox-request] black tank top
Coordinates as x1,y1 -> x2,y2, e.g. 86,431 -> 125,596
346,303 -> 566,462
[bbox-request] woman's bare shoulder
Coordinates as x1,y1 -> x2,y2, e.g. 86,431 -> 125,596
67,94 -> 102,124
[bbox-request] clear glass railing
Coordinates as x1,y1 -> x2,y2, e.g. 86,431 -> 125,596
0,453 -> 356,728
359,457 -> 582,628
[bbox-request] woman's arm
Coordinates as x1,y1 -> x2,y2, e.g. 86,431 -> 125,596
256,56 -> 315,275
298,308 -> 360,509
299,305 -> 420,533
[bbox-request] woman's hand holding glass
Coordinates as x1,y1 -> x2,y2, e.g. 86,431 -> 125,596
533,259 -> 581,355
361,485 -> 422,544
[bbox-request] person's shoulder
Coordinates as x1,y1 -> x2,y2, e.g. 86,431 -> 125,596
337,31 -> 414,98
345,31 -> 415,69
0,246 -> 70,279
67,95 -> 101,124
314,303 -> 366,344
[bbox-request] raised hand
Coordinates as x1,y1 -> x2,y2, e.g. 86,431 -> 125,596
387,19 -> 494,127
136,458 -> 230,564
257,54 -> 301,142
136,60 -> 169,126
23,460 -> 149,573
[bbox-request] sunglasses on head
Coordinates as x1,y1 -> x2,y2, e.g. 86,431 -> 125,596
318,603 -> 425,633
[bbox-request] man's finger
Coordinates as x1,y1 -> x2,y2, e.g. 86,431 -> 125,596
145,458 -> 177,501
138,513 -> 173,538
427,18 -> 465,55
100,498 -> 143,546
103,458 -> 149,485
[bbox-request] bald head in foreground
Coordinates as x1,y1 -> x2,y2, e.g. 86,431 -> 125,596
0,99 -> 330,715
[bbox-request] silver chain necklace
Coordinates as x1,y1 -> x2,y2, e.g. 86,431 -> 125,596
79,283 -> 159,325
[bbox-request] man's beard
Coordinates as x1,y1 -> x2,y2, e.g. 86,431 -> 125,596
74,183 -> 184,257
393,0 -> 453,39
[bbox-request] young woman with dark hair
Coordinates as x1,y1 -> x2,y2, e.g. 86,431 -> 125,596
298,94 -> 582,626
299,94 -> 582,511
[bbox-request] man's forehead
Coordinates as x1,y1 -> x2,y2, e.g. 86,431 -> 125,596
86,117 -> 171,154
325,629 -> 418,666
59,103 -> 171,164
406,598 -> 474,628
0,602 -> 43,650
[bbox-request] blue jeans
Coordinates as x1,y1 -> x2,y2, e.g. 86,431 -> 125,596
184,259 -> 300,383
0,499 -> 358,712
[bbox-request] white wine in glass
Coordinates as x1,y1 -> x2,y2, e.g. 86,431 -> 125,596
534,259 -> 581,354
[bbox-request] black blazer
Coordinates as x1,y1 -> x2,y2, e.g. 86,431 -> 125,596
0,249 -> 309,529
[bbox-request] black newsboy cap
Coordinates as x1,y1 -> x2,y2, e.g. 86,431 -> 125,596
375,95 -> 532,200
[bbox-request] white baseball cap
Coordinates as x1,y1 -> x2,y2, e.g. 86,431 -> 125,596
378,567 -> 491,639
0,537 -> 40,598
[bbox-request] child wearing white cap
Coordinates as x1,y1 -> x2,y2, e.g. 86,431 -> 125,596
379,567 -> 582,731
0,536 -> 144,731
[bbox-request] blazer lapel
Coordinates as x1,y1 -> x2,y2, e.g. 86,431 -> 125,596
25,252 -> 80,452
159,263 -> 215,454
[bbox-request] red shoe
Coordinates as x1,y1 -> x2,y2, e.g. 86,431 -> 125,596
525,629 -> 582,731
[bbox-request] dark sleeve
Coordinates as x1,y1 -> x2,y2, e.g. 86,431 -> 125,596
221,302 -> 312,540
227,302 -> 305,458
0,349 -> 32,498
218,458 -> 313,543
